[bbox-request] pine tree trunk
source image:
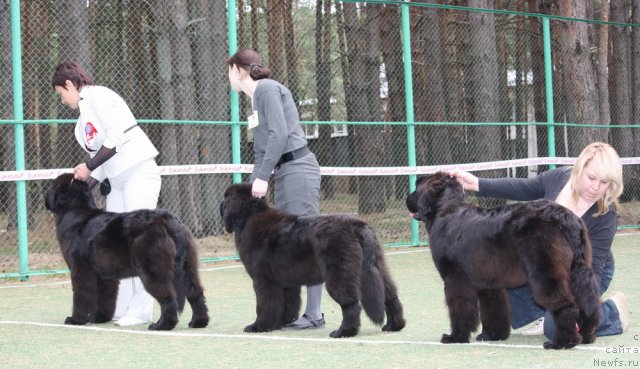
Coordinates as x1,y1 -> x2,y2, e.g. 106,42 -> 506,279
556,0 -> 603,154
315,0 -> 334,199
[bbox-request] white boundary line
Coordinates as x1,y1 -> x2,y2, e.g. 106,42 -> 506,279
0,320 -> 614,352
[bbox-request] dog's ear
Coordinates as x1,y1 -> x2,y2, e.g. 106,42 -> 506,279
46,174 -> 96,213
45,183 -> 70,213
414,172 -> 452,220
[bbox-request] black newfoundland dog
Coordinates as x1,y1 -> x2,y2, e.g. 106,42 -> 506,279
406,172 -> 600,349
45,173 -> 209,330
220,183 -> 406,338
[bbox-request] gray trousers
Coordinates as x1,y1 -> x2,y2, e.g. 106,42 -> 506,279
274,153 -> 321,216
274,152 -> 323,319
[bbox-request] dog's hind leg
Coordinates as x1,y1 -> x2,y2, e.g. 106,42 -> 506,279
94,278 -> 119,323
380,264 -> 405,332
440,268 -> 479,344
323,262 -> 362,338
330,302 -> 361,338
184,277 -> 209,328
139,260 -> 179,330
149,297 -> 180,331
570,260 -> 600,344
524,248 -> 582,349
543,304 -> 581,349
476,289 -> 510,341
529,276 -> 580,348
183,232 -> 209,328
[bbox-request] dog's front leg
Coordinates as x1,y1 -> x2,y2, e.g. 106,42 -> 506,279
67,267 -> 98,325
441,272 -> 479,344
94,278 -> 119,323
282,286 -> 302,325
245,279 -> 285,333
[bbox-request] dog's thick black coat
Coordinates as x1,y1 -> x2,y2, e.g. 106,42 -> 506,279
406,172 -> 600,349
220,183 -> 406,338
45,173 -> 209,330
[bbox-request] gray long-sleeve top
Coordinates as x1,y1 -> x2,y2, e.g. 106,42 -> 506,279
250,79 -> 308,181
477,167 -> 617,287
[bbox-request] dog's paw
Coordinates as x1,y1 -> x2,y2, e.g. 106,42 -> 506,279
543,340 -> 577,350
64,316 -> 85,325
243,322 -> 259,333
188,318 -> 209,329
382,318 -> 406,332
581,333 -> 596,344
148,322 -> 174,331
441,333 -> 469,344
148,323 -> 170,331
542,341 -> 580,350
330,327 -> 357,338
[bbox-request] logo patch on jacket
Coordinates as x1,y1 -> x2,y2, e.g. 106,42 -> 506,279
84,122 -> 98,149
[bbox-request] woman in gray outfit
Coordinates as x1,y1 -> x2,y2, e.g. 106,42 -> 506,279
227,48 -> 324,330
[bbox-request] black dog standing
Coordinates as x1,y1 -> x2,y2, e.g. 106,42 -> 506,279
406,172 -> 600,349
220,183 -> 406,338
45,173 -> 209,330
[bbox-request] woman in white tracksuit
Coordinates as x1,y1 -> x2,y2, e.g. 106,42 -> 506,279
52,61 -> 161,327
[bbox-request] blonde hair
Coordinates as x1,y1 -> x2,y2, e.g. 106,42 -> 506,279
570,142 -> 623,216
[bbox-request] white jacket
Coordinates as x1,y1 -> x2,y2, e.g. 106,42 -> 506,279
74,85 -> 159,181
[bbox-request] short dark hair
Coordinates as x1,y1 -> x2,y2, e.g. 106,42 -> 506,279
227,48 -> 270,80
51,61 -> 94,90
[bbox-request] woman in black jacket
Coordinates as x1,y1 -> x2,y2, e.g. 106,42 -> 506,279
453,142 -> 627,339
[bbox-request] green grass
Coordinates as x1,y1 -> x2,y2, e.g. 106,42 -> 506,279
0,234 -> 639,369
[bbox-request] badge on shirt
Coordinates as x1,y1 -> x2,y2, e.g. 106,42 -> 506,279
84,122 -> 98,150
248,111 -> 259,130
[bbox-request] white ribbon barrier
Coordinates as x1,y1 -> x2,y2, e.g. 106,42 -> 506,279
1,157 -> 640,182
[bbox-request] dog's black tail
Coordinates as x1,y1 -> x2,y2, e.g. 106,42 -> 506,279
359,226 -> 386,324
359,224 -> 406,331
170,223 -> 189,313
170,220 -> 209,328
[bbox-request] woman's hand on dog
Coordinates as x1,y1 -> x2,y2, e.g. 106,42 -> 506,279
450,171 -> 480,192
252,178 -> 268,198
73,162 -> 92,181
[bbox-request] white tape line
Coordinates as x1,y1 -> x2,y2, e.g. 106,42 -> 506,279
0,320 -> 611,351
3,157 -> 640,181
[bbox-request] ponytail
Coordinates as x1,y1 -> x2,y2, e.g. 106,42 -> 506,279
227,48 -> 270,80
249,63 -> 270,80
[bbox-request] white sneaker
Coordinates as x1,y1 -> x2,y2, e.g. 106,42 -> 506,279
114,316 -> 150,327
521,317 -> 545,336
609,292 -> 630,332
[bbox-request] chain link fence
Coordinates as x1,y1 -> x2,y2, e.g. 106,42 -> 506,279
1,0 -> 639,278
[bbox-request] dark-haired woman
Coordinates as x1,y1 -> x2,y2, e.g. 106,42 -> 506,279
227,48 -> 324,330
52,60 -> 161,327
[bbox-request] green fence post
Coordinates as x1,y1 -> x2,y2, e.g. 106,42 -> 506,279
11,0 -> 29,281
542,16 -> 556,169
228,0 -> 241,184
401,2 -> 419,246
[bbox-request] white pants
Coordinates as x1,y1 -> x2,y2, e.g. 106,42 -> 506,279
107,159 -> 161,322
